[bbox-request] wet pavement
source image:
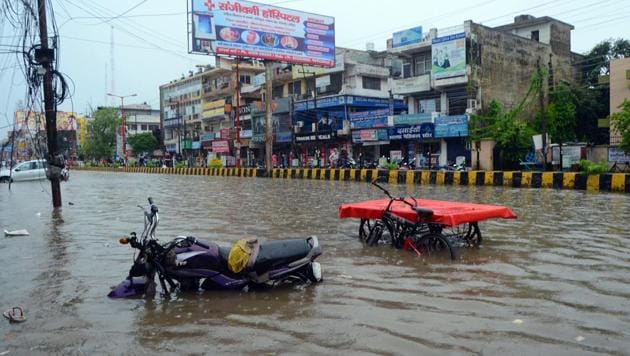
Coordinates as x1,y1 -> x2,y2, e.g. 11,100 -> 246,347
1,171 -> 629,354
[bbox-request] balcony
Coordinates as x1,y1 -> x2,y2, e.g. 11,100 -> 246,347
391,74 -> 431,95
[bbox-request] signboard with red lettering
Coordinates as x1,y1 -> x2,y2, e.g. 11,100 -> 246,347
191,0 -> 335,67
212,140 -> 230,153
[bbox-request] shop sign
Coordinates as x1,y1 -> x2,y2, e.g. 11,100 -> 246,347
609,147 -> 630,163
393,26 -> 423,48
203,99 -> 226,119
200,132 -> 216,141
220,128 -> 230,139
276,131 -> 293,142
352,129 -> 388,143
182,139 -> 193,149
295,131 -> 336,142
191,141 -> 201,150
434,115 -> 468,137
432,32 -> 466,80
388,123 -> 434,140
240,129 -> 252,138
252,134 -> 265,144
294,95 -> 404,112
211,140 -> 230,153
393,113 -> 432,126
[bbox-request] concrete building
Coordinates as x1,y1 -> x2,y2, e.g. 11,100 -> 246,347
610,58 -> 630,147
159,58 -> 264,165
387,15 -> 581,169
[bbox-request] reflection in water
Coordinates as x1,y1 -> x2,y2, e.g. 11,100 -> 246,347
0,172 -> 629,354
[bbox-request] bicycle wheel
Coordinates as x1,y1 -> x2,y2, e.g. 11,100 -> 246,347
405,232 -> 457,260
358,219 -> 373,242
366,221 -> 385,246
442,222 -> 482,248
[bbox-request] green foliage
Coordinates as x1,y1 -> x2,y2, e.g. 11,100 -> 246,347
82,108 -> 120,159
127,132 -> 158,155
383,162 -> 399,171
146,160 -> 156,168
582,38 -> 630,86
175,162 -> 186,169
546,83 -> 577,144
208,159 -> 223,169
579,160 -> 608,175
611,99 -> 630,154
569,83 -> 609,144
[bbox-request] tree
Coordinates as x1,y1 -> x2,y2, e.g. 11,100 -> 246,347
546,83 -> 577,167
575,38 -> 630,145
127,132 -> 157,155
82,107 -> 119,159
611,100 -> 630,154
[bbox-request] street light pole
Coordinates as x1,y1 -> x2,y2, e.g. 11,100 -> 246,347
107,93 -> 137,162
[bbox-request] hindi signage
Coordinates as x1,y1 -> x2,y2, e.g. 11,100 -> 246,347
192,0 -> 335,67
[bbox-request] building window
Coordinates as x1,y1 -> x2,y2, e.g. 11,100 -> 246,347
288,81 -> 302,97
362,76 -> 381,90
531,30 -> 539,42
272,85 -> 284,99
240,75 -> 251,85
403,61 -> 412,78
141,124 -> 148,130
414,54 -> 431,76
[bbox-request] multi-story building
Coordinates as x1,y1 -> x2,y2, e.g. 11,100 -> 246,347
159,58 -> 264,166
387,15 -> 581,169
610,58 -> 630,146
8,111 -> 81,160
159,71 -> 203,157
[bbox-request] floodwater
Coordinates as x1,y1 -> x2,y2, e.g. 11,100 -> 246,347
1,171 -> 629,355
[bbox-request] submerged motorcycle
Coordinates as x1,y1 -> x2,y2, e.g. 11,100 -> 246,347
109,198 -> 323,298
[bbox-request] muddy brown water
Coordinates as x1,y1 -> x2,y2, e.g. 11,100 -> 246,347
1,171 -> 629,355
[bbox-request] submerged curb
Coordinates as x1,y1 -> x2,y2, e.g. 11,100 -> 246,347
74,167 -> 630,193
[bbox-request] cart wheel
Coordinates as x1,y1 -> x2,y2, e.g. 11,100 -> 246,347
406,233 -> 457,261
366,221 -> 384,246
359,219 -> 376,243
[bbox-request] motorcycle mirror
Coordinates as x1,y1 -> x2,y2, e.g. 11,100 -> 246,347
119,237 -> 130,245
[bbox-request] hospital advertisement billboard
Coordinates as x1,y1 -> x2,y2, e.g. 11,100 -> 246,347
190,0 -> 335,67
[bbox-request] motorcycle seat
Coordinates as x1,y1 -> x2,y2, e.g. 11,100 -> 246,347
252,239 -> 311,273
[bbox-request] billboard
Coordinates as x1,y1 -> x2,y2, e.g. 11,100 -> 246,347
434,115 -> 468,138
191,0 -> 335,67
431,32 -> 466,80
392,26 -> 422,48
15,111 -> 78,132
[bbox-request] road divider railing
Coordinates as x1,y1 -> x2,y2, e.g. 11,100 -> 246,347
73,166 -> 630,193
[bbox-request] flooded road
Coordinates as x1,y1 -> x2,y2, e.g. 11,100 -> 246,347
1,171 -> 630,354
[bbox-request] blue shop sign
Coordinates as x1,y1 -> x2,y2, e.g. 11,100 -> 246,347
388,123 -> 434,140
434,115 -> 469,138
276,132 -> 293,143
393,113 -> 432,126
200,132 -> 216,142
351,117 -> 389,129
191,141 -> 201,150
294,95 -> 405,111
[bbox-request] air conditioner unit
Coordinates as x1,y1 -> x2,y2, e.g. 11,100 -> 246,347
467,99 -> 479,110
465,107 -> 475,114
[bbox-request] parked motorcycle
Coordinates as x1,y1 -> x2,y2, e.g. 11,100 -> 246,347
109,198 -> 323,299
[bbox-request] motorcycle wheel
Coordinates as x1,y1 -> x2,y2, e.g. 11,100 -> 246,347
366,221 -> 384,246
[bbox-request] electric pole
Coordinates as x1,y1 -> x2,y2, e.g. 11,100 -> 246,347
264,61 -> 273,176
37,0 -> 62,207
537,58 -> 547,171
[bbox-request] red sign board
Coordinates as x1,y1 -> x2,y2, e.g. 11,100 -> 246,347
220,128 -> 230,139
212,140 -> 230,153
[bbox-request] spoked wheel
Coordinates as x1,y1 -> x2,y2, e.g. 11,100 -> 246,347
441,223 -> 483,248
403,232 -> 457,261
358,219 -> 376,243
366,221 -> 385,246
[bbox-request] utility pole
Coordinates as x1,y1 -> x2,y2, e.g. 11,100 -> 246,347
264,61 -> 273,176
537,58 -> 547,170
107,93 -> 137,163
235,57 -> 241,168
37,0 -> 62,207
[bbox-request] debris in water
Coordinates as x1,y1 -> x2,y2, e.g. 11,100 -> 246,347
4,229 -> 29,237
36,212 -> 41,217
575,336 -> 585,342
512,319 -> 523,324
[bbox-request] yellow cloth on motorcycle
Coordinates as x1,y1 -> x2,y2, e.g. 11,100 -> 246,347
228,238 -> 257,274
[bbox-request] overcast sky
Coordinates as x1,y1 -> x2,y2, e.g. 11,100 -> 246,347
1,0 -> 629,137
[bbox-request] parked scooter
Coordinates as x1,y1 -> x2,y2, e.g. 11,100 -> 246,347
109,198 -> 323,298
